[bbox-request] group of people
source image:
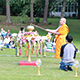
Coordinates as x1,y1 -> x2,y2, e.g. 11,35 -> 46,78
45,18 -> 78,71
0,28 -> 15,50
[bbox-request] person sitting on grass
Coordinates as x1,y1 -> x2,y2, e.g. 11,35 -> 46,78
4,35 -> 10,48
9,38 -> 15,49
1,28 -> 6,40
6,29 -> 12,38
0,37 -> 4,51
60,35 -> 78,71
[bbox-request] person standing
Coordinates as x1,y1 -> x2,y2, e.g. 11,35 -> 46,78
45,18 -> 69,59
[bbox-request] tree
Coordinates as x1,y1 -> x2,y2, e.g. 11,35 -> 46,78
61,0 -> 76,18
61,0 -> 66,18
8,0 -> 59,18
6,0 -> 11,23
58,0 -> 76,26
43,0 -> 49,23
30,0 -> 34,23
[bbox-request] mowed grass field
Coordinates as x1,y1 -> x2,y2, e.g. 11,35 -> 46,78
0,48 -> 80,80
0,15 -> 80,80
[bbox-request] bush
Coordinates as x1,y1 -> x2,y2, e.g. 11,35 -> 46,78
22,21 -> 26,24
35,17 -> 40,24
48,22 -> 52,25
0,20 -> 2,22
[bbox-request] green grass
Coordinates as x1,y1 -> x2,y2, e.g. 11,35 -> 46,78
0,48 -> 80,80
0,15 -> 80,80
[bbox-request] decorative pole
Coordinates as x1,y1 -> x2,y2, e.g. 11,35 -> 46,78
39,40 -> 41,54
31,40 -> 34,54
19,40 -> 22,56
36,59 -> 42,75
17,41 -> 20,56
37,66 -> 41,75
36,41 -> 39,56
27,40 -> 31,62
42,41 -> 46,57
25,40 -> 28,57
42,41 -> 45,55
73,60 -> 79,77
17,47 -> 19,56
43,51 -> 46,57
27,25 -> 34,62
75,67 -> 78,77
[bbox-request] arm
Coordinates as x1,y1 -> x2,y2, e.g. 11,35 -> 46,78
73,45 -> 78,59
60,44 -> 66,60
53,31 -> 60,35
45,27 -> 60,35
45,29 -> 56,32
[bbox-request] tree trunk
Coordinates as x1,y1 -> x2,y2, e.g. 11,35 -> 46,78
58,0 -> 66,27
30,0 -> 34,23
6,0 -> 11,23
43,0 -> 49,23
61,0 -> 66,18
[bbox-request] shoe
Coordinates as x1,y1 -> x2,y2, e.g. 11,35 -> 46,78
1,49 -> 3,51
68,66 -> 73,71
64,66 -> 68,71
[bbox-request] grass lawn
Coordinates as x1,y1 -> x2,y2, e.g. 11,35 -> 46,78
0,48 -> 80,80
0,15 -> 80,80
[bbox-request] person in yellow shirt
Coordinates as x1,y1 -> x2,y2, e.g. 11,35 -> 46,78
45,18 -> 69,59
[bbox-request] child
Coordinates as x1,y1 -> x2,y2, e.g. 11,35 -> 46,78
60,35 -> 78,71
45,39 -> 53,52
9,38 -> 15,49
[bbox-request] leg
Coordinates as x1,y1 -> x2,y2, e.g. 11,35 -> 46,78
60,61 -> 66,70
60,61 -> 68,71
68,63 -> 74,71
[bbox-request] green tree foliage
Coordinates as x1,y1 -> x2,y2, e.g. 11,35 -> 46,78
33,0 -> 45,17
8,0 -> 60,17
0,0 -> 6,15
0,0 -> 3,7
9,0 -> 30,16
0,0 -> 78,18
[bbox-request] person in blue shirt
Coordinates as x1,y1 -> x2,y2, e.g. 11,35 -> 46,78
60,35 -> 78,71
0,37 -> 4,51
6,30 -> 12,38
1,28 -> 6,40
